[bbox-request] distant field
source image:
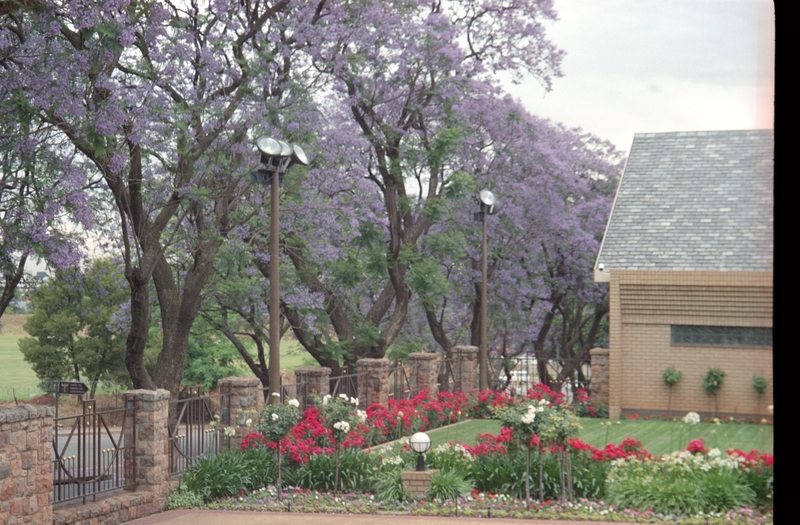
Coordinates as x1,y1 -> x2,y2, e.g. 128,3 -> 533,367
0,314 -> 317,401
0,315 -> 41,401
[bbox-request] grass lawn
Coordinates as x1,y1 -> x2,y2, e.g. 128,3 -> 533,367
0,315 -> 41,401
423,417 -> 773,456
0,314 -> 317,401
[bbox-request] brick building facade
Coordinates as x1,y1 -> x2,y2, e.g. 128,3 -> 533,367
594,130 -> 773,419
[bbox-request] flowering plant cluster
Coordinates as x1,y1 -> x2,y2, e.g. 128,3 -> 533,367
573,387 -> 608,418
318,394 -> 367,445
683,411 -> 700,425
256,396 -> 301,443
365,390 -> 471,442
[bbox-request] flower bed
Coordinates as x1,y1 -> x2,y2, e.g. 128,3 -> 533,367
174,386 -> 773,522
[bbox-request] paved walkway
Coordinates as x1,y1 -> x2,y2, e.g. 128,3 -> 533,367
126,509 -> 617,525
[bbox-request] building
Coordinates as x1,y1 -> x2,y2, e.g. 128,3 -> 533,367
593,130 -> 773,419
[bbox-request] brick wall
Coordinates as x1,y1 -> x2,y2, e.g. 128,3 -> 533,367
608,270 -> 773,419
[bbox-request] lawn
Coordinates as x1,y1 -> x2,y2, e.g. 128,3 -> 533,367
0,315 -> 40,401
0,314 -> 317,401
423,417 -> 773,455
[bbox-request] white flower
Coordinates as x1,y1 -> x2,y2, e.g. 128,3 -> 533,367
224,426 -> 236,437
271,392 -> 281,398
245,418 -> 253,427
333,421 -> 350,433
288,398 -> 300,408
322,395 -> 331,405
397,411 -> 403,417
683,411 -> 700,425
350,397 -> 359,406
339,393 -> 349,400
356,410 -> 367,422
271,413 -> 280,421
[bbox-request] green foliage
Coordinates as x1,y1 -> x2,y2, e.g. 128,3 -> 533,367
182,450 -> 253,501
18,259 -> 129,392
295,449 -> 374,491
699,470 -> 757,513
181,329 -> 243,392
165,484 -> 205,510
752,375 -> 768,395
370,469 -> 410,503
426,443 -> 473,478
428,470 -> 473,501
317,394 -> 365,444
662,367 -> 683,386
703,368 -> 726,394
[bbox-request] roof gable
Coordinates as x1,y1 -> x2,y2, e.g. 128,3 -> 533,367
596,130 -> 773,273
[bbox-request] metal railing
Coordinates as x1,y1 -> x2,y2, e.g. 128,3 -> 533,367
436,358 -> 457,393
52,399 -> 135,504
329,371 -> 365,404
387,361 -> 415,401
489,357 -> 591,402
261,382 -> 308,405
168,390 -> 229,475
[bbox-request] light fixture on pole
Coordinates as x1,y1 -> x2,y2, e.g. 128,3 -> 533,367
409,432 -> 431,471
475,189 -> 502,391
252,136 -> 309,403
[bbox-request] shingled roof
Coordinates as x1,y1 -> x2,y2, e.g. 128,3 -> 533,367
595,130 -> 773,274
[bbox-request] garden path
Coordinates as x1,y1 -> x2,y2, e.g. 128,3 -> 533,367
126,509 -> 627,525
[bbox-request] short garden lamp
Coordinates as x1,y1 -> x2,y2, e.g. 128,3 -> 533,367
410,432 -> 431,471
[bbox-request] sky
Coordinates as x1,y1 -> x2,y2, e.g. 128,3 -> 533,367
503,0 -> 775,153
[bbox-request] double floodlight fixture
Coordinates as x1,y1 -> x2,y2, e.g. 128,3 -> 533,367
410,432 -> 432,471
474,188 -> 503,221
253,136 -> 309,177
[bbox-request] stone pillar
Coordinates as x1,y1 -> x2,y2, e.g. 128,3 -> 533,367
218,376 -> 262,425
0,404 -> 53,525
408,353 -> 440,397
293,366 -> 331,408
452,345 -> 478,393
123,390 -> 170,497
401,469 -> 438,498
357,358 -> 390,407
589,348 -> 610,408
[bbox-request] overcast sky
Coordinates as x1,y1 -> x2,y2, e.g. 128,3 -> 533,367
503,0 -> 775,153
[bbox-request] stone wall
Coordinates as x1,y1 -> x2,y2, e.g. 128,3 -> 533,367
452,346 -> 478,393
357,359 -> 390,407
218,376 -> 262,424
0,404 -> 54,525
408,353 -> 439,397
293,366 -> 331,408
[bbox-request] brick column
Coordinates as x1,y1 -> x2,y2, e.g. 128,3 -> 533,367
408,353 -> 440,397
357,358 -> 390,407
589,348 -> 610,408
0,405 -> 53,525
123,390 -> 170,497
452,345 -> 478,393
293,366 -> 331,408
218,376 -> 262,425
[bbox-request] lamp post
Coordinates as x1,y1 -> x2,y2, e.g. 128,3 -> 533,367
252,137 -> 309,403
409,432 -> 431,471
475,189 -> 502,391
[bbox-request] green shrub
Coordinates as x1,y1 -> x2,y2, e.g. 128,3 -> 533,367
295,449 -> 375,491
370,469 -> 410,502
241,447 -> 277,490
182,451 -> 252,501
699,470 -> 756,512
165,484 -> 204,509
426,443 -> 473,478
752,375 -> 768,395
568,451 -> 609,500
428,470 -> 473,501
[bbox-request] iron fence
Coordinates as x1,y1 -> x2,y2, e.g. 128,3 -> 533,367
52,399 -> 135,504
329,371 -> 365,405
489,356 -> 591,402
168,389 -> 230,475
387,361 -> 415,401
436,358 -> 457,393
